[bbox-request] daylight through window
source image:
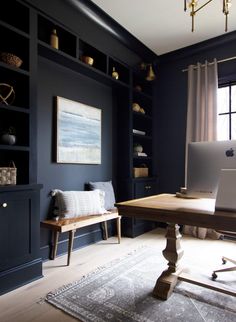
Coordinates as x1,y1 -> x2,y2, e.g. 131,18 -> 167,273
217,82 -> 236,140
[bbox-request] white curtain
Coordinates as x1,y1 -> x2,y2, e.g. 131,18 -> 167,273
184,59 -> 221,239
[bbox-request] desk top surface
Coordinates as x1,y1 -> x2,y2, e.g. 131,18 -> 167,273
115,194 -> 236,232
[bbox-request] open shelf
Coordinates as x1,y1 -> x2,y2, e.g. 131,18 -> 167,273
79,39 -> 107,74
108,58 -> 130,85
38,14 -> 77,58
0,66 -> 29,108
0,150 -> 29,184
0,109 -> 29,147
133,71 -> 153,96
0,0 -> 29,34
0,25 -> 30,71
38,42 -> 129,89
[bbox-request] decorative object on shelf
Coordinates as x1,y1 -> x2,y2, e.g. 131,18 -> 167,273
133,164 -> 148,178
184,0 -> 232,32
50,29 -> 59,49
140,108 -> 145,114
133,129 -> 146,136
81,56 -> 94,66
0,83 -> 15,105
133,143 -> 143,153
133,152 -> 147,157
0,160 -> 17,185
140,62 -> 156,81
0,52 -> 23,68
134,85 -> 142,92
132,102 -> 141,112
112,67 -> 119,80
1,126 -> 16,145
55,96 -> 101,164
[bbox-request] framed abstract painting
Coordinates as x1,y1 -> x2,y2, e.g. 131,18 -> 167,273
55,96 -> 101,164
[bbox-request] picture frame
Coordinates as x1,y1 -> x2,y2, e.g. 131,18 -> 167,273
55,96 -> 101,164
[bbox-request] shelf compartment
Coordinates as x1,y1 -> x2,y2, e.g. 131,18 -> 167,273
38,15 -> 77,58
133,158 -> 153,177
0,150 -> 29,185
0,25 -> 29,71
132,92 -> 152,117
0,0 -> 29,34
108,58 -> 130,85
133,137 -> 152,157
0,67 -> 29,109
0,109 -> 29,147
133,118 -> 152,137
38,44 -> 129,90
79,40 -> 107,74
133,72 -> 153,96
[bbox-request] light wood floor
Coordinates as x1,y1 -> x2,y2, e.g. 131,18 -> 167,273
0,228 -> 235,322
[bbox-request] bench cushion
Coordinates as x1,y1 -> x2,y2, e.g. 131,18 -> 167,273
52,189 -> 106,218
89,180 -> 116,210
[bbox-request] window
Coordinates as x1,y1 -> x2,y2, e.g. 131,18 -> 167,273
217,82 -> 236,140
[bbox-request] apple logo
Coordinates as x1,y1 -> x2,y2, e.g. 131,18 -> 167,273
225,148 -> 234,157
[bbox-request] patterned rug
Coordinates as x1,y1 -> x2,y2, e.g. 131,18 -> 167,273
46,247 -> 236,322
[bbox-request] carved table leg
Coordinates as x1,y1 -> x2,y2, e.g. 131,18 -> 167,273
153,223 -> 184,300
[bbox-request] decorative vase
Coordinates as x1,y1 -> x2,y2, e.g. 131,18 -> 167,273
112,67 -> 119,80
133,144 -> 143,153
50,29 -> 59,49
1,134 -> 16,145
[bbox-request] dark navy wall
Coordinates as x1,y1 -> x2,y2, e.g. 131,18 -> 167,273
155,32 -> 236,194
38,57 -> 114,255
27,0 -> 147,258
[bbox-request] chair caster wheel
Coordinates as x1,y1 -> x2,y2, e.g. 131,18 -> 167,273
222,258 -> 226,265
212,272 -> 217,280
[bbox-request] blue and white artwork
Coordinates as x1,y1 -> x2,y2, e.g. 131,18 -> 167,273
56,96 -> 101,164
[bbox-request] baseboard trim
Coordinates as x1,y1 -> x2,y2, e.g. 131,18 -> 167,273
0,258 -> 43,295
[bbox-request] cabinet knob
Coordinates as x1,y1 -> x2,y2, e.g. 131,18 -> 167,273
1,202 -> 7,208
145,185 -> 151,190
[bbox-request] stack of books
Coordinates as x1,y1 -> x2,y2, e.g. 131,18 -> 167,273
133,152 -> 147,157
133,129 -> 146,136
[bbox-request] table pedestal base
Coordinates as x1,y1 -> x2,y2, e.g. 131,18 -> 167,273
153,223 -> 184,300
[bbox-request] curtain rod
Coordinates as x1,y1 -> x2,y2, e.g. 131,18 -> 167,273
182,56 -> 236,72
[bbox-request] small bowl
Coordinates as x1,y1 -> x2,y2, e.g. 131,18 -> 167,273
0,52 -> 23,68
81,56 -> 94,66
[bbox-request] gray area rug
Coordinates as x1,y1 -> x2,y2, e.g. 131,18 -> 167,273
46,247 -> 236,322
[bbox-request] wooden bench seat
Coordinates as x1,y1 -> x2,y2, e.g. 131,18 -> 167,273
41,209 -> 121,266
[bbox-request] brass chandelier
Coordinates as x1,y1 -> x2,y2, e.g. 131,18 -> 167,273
184,0 -> 232,32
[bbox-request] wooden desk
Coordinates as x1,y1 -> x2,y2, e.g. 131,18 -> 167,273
116,193 -> 236,300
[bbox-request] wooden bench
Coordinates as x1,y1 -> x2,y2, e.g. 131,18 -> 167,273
41,209 -> 121,266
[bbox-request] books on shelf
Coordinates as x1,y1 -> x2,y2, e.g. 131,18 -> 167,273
133,152 -> 147,157
133,129 -> 146,136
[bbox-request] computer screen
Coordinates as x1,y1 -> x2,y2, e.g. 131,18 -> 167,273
187,140 -> 236,198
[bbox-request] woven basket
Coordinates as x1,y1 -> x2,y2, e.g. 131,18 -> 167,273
0,52 -> 23,68
0,161 -> 17,185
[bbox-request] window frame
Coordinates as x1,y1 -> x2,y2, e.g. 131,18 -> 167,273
217,81 -> 236,140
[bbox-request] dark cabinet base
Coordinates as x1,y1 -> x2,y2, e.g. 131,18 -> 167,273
0,258 -> 43,295
122,217 -> 157,238
120,177 -> 159,237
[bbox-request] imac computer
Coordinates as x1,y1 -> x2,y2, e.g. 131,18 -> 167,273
186,140 -> 236,198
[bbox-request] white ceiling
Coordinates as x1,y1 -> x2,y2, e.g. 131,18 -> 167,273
91,0 -> 236,56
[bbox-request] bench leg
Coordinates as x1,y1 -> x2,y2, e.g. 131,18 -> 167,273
51,231 -> 59,260
102,221 -> 108,240
67,229 -> 76,266
117,216 -> 121,244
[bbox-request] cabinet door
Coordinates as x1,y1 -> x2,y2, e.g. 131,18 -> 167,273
0,191 -> 39,272
134,180 -> 158,198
